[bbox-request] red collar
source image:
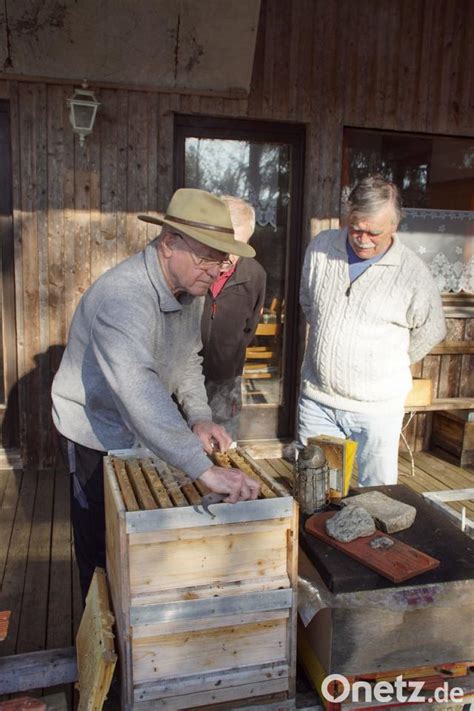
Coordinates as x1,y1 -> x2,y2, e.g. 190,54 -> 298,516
210,264 -> 237,298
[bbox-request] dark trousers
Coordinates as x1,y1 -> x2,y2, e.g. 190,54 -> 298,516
57,432 -> 107,603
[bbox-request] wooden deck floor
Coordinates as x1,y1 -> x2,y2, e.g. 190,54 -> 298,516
0,466 -> 82,706
0,452 -> 472,703
397,451 -> 474,518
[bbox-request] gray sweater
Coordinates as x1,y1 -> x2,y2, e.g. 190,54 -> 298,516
300,229 -> 447,413
52,240 -> 213,479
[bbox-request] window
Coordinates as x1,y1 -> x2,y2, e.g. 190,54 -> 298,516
342,128 -> 474,294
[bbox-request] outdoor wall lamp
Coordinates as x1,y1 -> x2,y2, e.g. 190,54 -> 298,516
67,81 -> 100,147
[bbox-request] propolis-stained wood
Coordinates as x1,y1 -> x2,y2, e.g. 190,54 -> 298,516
76,568 -> 117,711
104,449 -> 298,710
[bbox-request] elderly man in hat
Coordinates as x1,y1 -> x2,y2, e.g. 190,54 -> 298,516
52,188 -> 260,599
298,175 -> 446,487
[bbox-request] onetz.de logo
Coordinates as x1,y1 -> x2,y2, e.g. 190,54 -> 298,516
321,673 -> 465,705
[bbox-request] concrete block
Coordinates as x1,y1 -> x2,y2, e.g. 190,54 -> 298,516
342,491 -> 416,533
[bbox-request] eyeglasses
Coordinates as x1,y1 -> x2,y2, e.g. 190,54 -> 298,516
175,234 -> 232,270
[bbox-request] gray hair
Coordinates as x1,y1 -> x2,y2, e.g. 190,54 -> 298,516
346,175 -> 402,225
221,195 -> 256,237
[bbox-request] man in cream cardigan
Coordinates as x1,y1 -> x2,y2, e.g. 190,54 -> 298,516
298,175 -> 446,486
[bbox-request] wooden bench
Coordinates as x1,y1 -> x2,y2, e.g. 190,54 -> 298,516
405,397 -> 474,413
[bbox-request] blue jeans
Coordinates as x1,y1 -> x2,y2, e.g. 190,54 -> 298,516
297,394 -> 404,487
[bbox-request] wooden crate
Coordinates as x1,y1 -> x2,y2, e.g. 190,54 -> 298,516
104,449 -> 298,710
431,410 -> 474,467
405,378 -> 433,407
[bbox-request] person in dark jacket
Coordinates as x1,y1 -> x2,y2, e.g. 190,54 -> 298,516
201,196 -> 266,440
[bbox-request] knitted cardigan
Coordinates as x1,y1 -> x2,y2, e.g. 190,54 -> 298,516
300,228 -> 446,414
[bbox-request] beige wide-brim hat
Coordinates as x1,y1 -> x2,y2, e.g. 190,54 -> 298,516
138,188 -> 255,258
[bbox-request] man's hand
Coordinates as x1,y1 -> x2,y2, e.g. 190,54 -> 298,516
193,421 -> 232,455
199,466 -> 260,504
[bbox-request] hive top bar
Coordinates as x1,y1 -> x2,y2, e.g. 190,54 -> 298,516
107,447 -> 292,513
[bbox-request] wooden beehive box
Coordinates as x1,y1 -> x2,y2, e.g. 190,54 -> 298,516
431,409 -> 474,467
104,448 -> 298,710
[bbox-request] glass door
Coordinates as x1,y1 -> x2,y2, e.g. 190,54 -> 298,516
174,116 -> 305,440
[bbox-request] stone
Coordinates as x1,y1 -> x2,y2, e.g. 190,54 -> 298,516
325,505 -> 376,542
341,491 -> 416,533
370,536 -> 394,549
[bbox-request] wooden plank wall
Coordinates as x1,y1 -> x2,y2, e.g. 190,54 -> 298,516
1,0 -> 473,466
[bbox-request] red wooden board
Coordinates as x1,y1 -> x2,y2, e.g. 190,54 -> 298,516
305,511 -> 440,583
0,610 -> 10,641
0,699 -> 46,711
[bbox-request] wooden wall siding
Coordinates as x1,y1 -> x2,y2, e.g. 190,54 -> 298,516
3,0 -> 474,465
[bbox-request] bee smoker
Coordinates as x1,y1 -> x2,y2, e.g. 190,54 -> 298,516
296,444 -> 330,514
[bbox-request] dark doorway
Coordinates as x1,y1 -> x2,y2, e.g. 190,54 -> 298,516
0,100 -> 19,449
174,115 -> 305,440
